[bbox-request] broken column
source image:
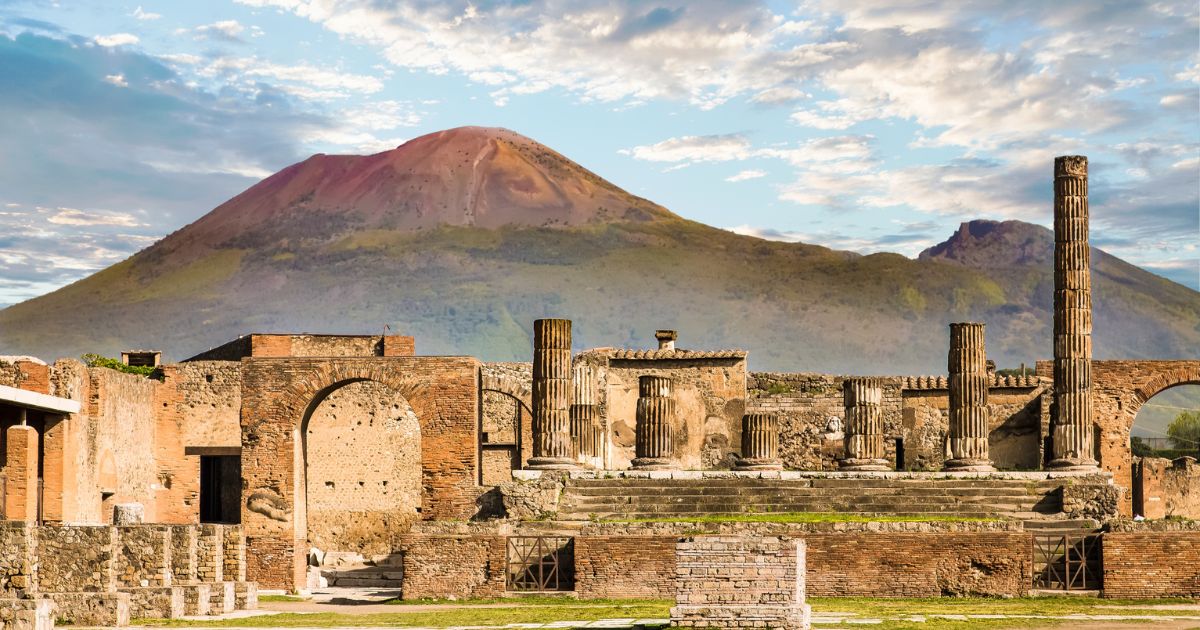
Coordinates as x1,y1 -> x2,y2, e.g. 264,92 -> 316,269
632,375 -> 675,470
840,378 -> 890,471
570,364 -> 603,467
944,322 -> 995,472
528,318 -> 576,470
735,413 -> 782,471
1049,155 -> 1099,471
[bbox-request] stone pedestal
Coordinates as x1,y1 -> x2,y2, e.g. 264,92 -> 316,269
670,536 -> 810,630
1049,155 -> 1099,471
840,378 -> 890,471
570,365 -> 603,467
632,375 -> 675,470
945,322 -> 994,472
735,413 -> 782,471
113,504 -> 144,526
528,318 -> 577,470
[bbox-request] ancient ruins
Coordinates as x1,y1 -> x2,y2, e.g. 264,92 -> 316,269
0,156 -> 1198,627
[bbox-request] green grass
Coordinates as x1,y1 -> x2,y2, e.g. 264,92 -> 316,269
130,596 -> 1198,629
601,512 -> 1002,524
256,594 -> 308,603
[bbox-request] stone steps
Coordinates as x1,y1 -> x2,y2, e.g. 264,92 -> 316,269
557,477 -> 1066,521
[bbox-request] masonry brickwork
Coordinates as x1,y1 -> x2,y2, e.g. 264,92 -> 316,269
1134,456 -> 1200,519
671,536 -> 810,630
1102,530 -> 1200,598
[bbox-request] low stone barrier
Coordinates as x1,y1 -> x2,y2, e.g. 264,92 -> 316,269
670,535 -> 810,629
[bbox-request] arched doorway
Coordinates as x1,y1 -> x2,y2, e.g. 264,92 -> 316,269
481,389 -> 532,485
1131,383 -> 1200,456
302,380 -> 422,557
1130,383 -> 1200,518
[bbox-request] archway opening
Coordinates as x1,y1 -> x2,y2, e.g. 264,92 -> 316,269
1130,383 -> 1200,519
302,380 -> 422,557
481,389 -> 531,485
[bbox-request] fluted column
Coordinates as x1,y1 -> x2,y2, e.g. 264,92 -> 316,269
945,322 -> 995,472
528,318 -> 576,470
1050,155 -> 1099,471
632,375 -> 675,470
570,364 -> 603,467
841,378 -> 890,471
734,413 -> 782,471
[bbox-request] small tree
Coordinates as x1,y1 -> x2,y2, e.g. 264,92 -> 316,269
1166,411 -> 1200,452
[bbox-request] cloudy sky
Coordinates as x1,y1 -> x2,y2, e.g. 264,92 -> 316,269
0,0 -> 1197,306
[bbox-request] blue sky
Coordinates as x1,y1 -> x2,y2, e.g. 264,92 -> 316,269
0,0 -> 1197,306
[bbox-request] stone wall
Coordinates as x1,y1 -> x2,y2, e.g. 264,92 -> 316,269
670,536 -> 809,630
481,362 -> 533,481
89,368 -> 159,522
305,380 -> 422,556
749,372 -> 1044,471
0,521 -> 36,596
1103,531 -> 1200,598
574,536 -> 676,599
116,525 -> 172,588
37,525 -> 118,592
397,533 -> 506,600
186,333 -> 414,361
1134,457 -> 1200,519
581,352 -> 747,470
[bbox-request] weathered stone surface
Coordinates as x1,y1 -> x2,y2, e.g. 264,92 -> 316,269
112,504 -> 144,526
945,323 -> 993,472
1134,456 -> 1200,519
529,318 -> 575,469
497,473 -> 564,520
0,597 -> 54,630
670,536 -> 810,629
0,523 -> 37,597
37,526 -> 118,593
116,525 -> 171,588
840,378 -> 888,471
735,413 -> 782,470
41,592 -> 129,627
633,375 -> 676,470
122,586 -> 185,619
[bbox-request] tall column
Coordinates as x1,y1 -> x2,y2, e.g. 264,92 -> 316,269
570,364 -> 603,467
632,375 -> 675,470
735,413 -> 782,471
5,413 -> 40,522
528,318 -> 576,470
945,322 -> 995,472
840,378 -> 890,471
1050,155 -> 1099,471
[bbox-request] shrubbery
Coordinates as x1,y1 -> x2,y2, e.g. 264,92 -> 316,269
81,353 -> 163,380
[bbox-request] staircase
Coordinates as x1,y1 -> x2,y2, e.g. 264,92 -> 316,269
319,553 -> 404,589
558,477 -> 1069,521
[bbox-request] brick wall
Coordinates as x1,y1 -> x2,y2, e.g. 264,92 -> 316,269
239,356 -> 480,590
671,536 -> 807,629
1134,457 -> 1200,519
0,359 -> 50,393
397,534 -> 506,600
1103,532 -> 1200,598
575,536 -> 676,598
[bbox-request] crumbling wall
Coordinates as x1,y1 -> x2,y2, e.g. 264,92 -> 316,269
596,356 -> 746,470
575,535 -> 676,599
116,525 -> 172,588
37,525 -> 118,592
481,362 -> 533,479
1135,456 -> 1200,519
0,521 -> 36,596
154,361 -> 243,524
305,380 -> 422,556
90,368 -> 159,522
397,533 -> 506,600
1103,527 -> 1200,598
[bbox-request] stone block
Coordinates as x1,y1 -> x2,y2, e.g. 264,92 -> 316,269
121,586 -> 185,619
670,536 -> 810,630
208,581 -> 235,614
179,583 -> 211,616
42,592 -> 129,627
0,598 -> 54,630
234,582 -> 258,610
113,504 -> 144,525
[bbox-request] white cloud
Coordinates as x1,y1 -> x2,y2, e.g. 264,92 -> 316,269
192,20 -> 248,42
749,87 -> 809,106
621,134 -> 754,163
93,33 -> 139,47
46,208 -> 143,227
132,6 -> 161,20
103,74 -> 128,87
726,169 -> 767,182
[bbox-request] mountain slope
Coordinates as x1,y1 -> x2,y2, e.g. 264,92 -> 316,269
0,127 -> 1197,372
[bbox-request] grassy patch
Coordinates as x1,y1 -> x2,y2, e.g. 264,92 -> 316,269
602,512 -> 1001,524
809,595 -> 1199,618
256,594 -> 308,603
133,602 -> 670,627
380,596 -> 670,607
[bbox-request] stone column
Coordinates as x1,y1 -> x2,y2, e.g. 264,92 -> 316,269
528,318 -> 576,470
840,378 -> 890,471
570,364 -> 603,467
632,375 -> 675,470
1050,155 -> 1099,471
944,322 -> 995,472
735,413 -> 782,471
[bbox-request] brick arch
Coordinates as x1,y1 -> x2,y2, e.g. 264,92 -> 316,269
1132,366 -> 1200,408
481,372 -> 532,410
239,356 -> 480,590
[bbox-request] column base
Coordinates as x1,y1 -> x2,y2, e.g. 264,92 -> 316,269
631,457 -> 674,471
943,458 -> 995,472
1047,457 -> 1099,472
733,458 -> 783,471
526,457 -> 578,471
839,458 -> 891,472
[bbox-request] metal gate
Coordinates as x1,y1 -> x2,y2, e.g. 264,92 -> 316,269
506,536 -> 574,592
1033,533 -> 1102,591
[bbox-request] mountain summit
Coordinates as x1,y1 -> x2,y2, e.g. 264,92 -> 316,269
1,128 -> 1197,372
